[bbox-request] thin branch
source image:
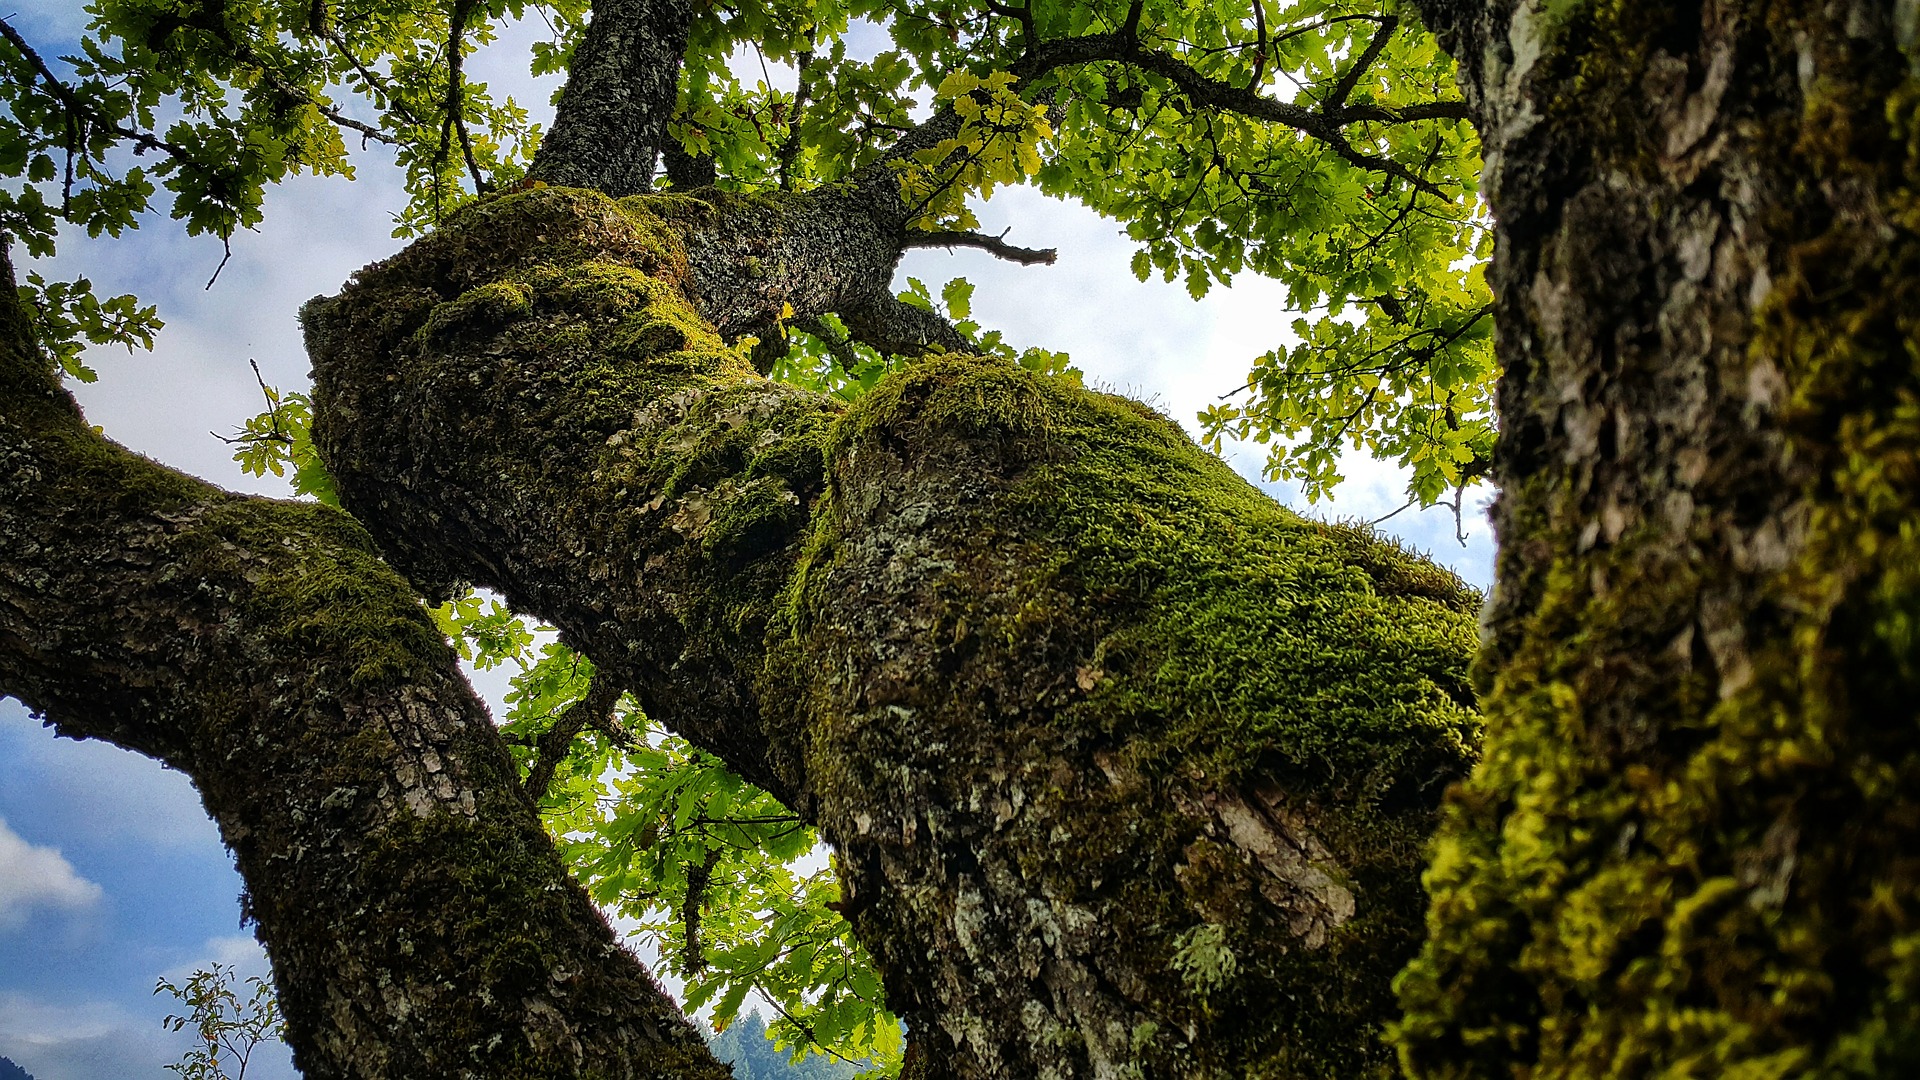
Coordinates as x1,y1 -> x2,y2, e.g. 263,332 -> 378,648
523,676 -> 623,801
678,847 -> 722,975
902,228 -> 1058,265
0,19 -> 194,161
442,0 -> 490,195
1248,0 -> 1268,89
1368,496 -> 1417,527
1012,28 -> 1463,197
310,1 -> 425,128
1324,15 -> 1397,112
790,316 -> 865,374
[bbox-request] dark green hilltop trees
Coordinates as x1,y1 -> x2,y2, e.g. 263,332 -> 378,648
1,0 -> 1917,1077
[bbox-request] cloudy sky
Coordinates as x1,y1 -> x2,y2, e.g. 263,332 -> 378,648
0,4 -> 1494,1077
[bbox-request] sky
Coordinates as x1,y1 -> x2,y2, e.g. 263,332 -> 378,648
0,5 -> 1494,1077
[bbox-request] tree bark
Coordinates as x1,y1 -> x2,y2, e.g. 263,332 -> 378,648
526,0 -> 695,196
1396,1 -> 1920,1074
304,185 -> 1482,1077
0,252 -> 727,1080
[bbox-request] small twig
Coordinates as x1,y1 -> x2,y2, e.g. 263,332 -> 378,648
902,228 -> 1058,265
205,234 -> 234,290
1368,496 -> 1417,527
755,991 -> 869,1069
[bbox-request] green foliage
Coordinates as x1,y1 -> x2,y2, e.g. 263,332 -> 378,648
895,70 -> 1052,229
772,273 -> 1073,400
562,733 -> 903,1074
229,378 -> 337,506
155,963 -> 284,1080
7,0 -> 1486,501
15,271 -> 158,383
414,583 -> 903,1073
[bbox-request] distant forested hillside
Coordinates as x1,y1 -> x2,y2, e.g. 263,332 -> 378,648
709,1013 -> 863,1080
0,1056 -> 36,1080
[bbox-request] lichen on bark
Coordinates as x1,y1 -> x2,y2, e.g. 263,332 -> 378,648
1394,2 -> 1920,1075
305,185 -> 1483,1076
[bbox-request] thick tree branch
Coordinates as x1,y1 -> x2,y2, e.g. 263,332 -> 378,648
528,0 -> 694,195
306,188 -> 1481,1077
523,674 -> 624,801
0,246 -> 724,1080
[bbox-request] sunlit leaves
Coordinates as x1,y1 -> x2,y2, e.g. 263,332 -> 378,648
895,70 -> 1051,229
230,381 -> 339,506
562,735 -> 901,1073
16,272 -> 159,383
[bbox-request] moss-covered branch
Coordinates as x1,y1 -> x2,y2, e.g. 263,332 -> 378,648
0,247 -> 726,1080
306,186 -> 1482,1076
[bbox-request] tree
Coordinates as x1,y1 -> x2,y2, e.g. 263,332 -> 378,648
158,963 -> 287,1080
0,2 -> 1911,1080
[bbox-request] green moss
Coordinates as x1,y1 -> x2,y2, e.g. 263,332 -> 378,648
771,354 -> 1481,1077
1395,7 -> 1920,1079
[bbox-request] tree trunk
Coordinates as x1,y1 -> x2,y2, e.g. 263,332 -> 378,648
0,252 -> 727,1080
1397,1 -> 1920,1074
304,186 -> 1483,1077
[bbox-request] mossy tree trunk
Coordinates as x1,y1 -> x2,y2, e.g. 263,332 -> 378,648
1396,1 -> 1920,1074
305,187 -> 1482,1077
0,254 -> 729,1080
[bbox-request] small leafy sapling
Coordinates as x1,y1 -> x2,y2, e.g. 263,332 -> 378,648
155,963 -> 283,1080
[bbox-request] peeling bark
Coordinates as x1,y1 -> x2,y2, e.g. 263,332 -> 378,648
0,252 -> 726,1080
1397,1 -> 1920,1074
305,187 -> 1482,1077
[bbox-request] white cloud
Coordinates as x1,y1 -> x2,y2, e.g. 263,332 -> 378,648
0,819 -> 101,930
0,992 -> 271,1080
160,935 -> 272,986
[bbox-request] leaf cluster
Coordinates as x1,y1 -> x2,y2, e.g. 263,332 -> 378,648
155,963 -> 284,1080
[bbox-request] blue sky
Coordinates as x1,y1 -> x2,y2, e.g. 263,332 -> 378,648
0,5 -> 1495,1077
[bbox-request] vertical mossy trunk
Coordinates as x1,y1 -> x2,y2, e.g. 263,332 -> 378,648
1397,1 -> 1920,1074
305,187 -> 1483,1077
0,253 -> 727,1080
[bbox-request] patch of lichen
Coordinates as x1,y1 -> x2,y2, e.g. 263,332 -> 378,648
773,354 -> 1481,1075
1395,8 -> 1920,1078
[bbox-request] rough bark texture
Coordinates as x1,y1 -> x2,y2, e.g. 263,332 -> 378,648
0,254 -> 726,1080
304,186 -> 1483,1077
1396,1 -> 1920,1074
526,0 -> 693,196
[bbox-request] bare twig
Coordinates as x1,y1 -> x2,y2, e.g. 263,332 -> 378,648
902,228 -> 1058,265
